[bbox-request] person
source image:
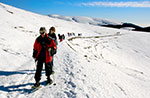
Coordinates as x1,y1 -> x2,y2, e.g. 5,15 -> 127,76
48,26 -> 58,46
32,27 -> 57,87
48,27 -> 58,72
62,34 -> 65,40
58,34 -> 63,42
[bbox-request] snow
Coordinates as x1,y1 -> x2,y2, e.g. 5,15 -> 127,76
0,2 -> 150,98
48,14 -> 122,26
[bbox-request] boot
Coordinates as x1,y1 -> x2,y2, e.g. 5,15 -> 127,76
32,81 -> 40,88
46,76 -> 53,85
51,70 -> 55,75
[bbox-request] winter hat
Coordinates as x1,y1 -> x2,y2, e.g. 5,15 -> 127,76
49,26 -> 56,32
39,27 -> 46,32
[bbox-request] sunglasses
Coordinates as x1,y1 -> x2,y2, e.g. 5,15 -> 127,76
40,31 -> 45,35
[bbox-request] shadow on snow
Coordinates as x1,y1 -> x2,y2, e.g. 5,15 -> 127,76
0,82 -> 34,93
0,70 -> 47,94
0,70 -> 35,76
0,81 -> 46,94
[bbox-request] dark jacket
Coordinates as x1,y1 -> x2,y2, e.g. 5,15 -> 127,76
33,34 -> 57,63
48,33 -> 58,46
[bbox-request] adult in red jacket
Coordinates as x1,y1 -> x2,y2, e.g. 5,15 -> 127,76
32,27 -> 56,87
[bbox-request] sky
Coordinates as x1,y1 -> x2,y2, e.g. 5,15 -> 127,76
0,0 -> 150,26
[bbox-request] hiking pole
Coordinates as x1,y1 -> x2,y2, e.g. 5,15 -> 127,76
34,58 -> 37,70
53,73 -> 56,85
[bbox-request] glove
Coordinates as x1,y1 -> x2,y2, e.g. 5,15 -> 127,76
48,48 -> 51,52
33,57 -> 37,62
48,47 -> 56,56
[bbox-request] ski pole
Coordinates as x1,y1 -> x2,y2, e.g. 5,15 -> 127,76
34,58 -> 37,70
53,73 -> 56,85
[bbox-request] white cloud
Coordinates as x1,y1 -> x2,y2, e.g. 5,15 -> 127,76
79,1 -> 150,8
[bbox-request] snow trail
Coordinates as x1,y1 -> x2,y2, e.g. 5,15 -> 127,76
0,2 -> 150,98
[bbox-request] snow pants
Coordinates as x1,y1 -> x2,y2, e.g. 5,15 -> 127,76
34,58 -> 53,82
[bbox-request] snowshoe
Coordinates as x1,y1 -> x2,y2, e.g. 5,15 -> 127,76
51,71 -> 55,75
46,78 -> 53,85
30,82 -> 41,93
32,82 -> 40,89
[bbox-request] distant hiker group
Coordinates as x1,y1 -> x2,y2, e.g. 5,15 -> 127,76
67,32 -> 82,37
32,26 -> 57,88
67,32 -> 75,36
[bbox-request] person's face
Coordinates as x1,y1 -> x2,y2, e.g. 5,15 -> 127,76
40,31 -> 45,37
50,30 -> 55,34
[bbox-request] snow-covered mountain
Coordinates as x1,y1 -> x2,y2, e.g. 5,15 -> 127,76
48,14 -> 122,26
0,3 -> 150,98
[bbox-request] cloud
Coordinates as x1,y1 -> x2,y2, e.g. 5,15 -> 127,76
78,1 -> 150,8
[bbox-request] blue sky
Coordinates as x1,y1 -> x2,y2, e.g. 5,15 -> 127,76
0,0 -> 150,26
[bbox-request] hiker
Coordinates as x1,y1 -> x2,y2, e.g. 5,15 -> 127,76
48,26 -> 58,72
58,34 -> 63,42
32,27 -> 57,87
62,34 -> 65,40
48,26 -> 58,46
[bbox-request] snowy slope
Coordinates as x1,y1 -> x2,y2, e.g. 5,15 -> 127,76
48,14 -> 122,26
0,3 -> 150,98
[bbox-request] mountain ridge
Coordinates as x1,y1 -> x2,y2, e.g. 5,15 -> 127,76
48,14 -> 150,32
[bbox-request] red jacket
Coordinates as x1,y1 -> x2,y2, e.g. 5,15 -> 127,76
33,34 -> 56,63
